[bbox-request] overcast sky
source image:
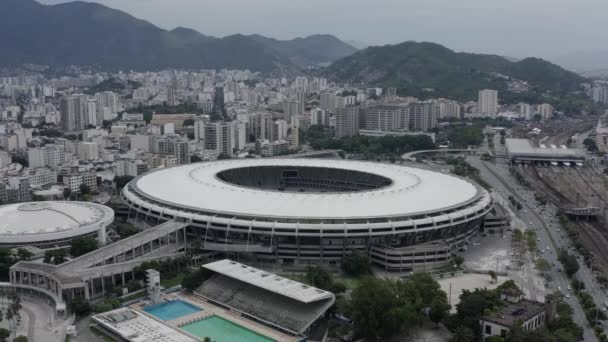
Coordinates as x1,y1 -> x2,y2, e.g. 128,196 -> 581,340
40,0 -> 606,60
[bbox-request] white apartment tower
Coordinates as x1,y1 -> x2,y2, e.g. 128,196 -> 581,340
478,89 -> 498,117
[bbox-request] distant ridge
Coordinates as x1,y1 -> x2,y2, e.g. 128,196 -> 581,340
324,41 -> 586,100
0,0 -> 357,72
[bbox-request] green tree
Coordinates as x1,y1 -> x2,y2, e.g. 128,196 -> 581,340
115,176 -> 134,190
489,270 -> 498,284
583,138 -> 598,153
116,223 -> 139,239
70,236 -> 98,257
12,336 -> 28,342
429,297 -> 450,325
512,229 -> 524,243
453,255 -> 465,268
0,329 -> 9,342
16,248 -> 33,261
558,250 -> 580,278
535,258 -> 551,273
306,266 -> 334,291
340,251 -> 371,276
69,297 -> 91,317
182,268 -> 213,291
451,325 -> 474,342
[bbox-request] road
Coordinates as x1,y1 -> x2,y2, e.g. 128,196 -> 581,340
469,155 -> 598,342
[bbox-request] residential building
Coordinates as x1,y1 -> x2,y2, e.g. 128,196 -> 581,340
592,86 -> 608,104
335,106 -> 360,138
95,91 -> 119,118
77,142 -> 99,161
320,91 -> 337,113
437,100 -> 461,119
60,94 -> 87,131
310,108 -> 329,127
361,104 -> 408,132
537,103 -> 554,120
249,113 -> 274,141
256,139 -> 290,157
154,135 -> 190,165
478,89 -> 498,117
201,121 -> 237,156
409,102 -> 437,132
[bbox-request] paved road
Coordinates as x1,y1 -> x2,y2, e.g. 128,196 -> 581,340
22,305 -> 36,342
469,156 -> 597,342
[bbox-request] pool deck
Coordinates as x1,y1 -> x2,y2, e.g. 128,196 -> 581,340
131,292 -> 300,342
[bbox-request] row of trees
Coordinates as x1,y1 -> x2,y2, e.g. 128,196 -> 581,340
340,273 -> 450,340
0,291 -> 24,342
0,249 -> 34,282
300,126 -> 435,159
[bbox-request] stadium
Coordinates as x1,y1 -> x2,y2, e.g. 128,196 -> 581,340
121,158 -> 493,271
0,201 -> 113,249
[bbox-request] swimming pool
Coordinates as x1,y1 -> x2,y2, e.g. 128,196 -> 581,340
144,300 -> 202,321
181,315 -> 276,342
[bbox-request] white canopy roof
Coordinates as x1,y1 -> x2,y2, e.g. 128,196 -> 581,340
204,259 -> 334,303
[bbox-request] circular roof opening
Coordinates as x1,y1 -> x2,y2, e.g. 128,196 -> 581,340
216,165 -> 393,193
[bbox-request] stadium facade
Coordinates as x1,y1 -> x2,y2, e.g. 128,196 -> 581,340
121,159 -> 493,271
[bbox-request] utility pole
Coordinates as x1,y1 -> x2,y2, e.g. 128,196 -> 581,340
449,282 -> 452,307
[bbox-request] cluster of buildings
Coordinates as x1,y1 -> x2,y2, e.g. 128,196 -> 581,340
0,70 -> 564,207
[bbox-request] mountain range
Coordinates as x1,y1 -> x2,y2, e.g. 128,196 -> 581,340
1,0 -> 589,101
324,41 -> 587,101
0,0 -> 357,72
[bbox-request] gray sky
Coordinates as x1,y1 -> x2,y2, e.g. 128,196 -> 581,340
40,0 -> 606,60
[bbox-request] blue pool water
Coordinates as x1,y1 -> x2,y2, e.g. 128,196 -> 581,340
144,300 -> 202,321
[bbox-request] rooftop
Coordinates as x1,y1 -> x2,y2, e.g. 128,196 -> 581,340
203,259 -> 333,304
93,308 -> 197,342
131,158 -> 481,219
505,139 -> 586,159
0,201 -> 113,238
482,299 -> 545,328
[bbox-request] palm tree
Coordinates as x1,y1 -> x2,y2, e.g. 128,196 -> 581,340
451,325 -> 474,342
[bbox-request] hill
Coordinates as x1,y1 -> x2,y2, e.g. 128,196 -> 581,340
249,34 -> 357,67
0,0 -> 356,72
324,41 -> 586,101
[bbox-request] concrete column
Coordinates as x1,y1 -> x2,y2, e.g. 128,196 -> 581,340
98,226 -> 107,246
84,281 -> 90,300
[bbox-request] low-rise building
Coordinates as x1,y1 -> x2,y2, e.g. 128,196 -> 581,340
480,288 -> 548,341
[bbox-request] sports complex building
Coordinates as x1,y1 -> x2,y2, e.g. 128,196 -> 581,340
0,201 -> 113,249
121,158 -> 494,271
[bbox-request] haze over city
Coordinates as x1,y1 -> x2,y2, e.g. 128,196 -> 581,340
40,0 -> 608,63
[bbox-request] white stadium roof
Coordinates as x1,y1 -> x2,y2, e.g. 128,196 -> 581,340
0,201 -> 114,244
204,259 -> 334,303
132,159 -> 480,219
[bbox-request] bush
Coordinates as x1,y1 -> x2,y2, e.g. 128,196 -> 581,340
340,251 -> 371,277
